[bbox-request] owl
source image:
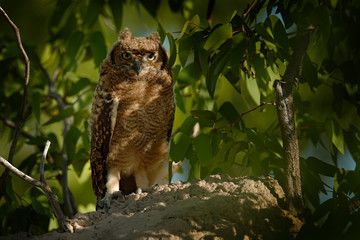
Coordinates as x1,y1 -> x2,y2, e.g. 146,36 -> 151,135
89,28 -> 175,210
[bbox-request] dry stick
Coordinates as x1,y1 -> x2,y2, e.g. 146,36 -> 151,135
0,6 -> 31,199
0,141 -> 74,233
273,25 -> 314,214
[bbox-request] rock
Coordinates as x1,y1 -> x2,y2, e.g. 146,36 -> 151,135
11,175 -> 304,239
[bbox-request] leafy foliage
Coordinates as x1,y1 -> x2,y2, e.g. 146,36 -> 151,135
0,0 -> 360,238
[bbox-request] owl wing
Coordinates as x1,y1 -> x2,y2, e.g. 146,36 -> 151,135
90,79 -> 113,201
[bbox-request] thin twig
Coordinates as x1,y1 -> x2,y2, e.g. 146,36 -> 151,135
214,102 -> 275,131
0,154 -> 73,233
0,6 -> 31,199
40,140 -> 51,182
206,0 -> 215,25
0,112 -> 56,164
0,7 -> 30,164
0,112 -> 34,140
242,0 -> 257,19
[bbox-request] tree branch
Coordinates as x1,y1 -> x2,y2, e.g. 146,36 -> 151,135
273,25 -> 315,214
0,146 -> 74,233
0,112 -> 34,140
0,5 -> 31,199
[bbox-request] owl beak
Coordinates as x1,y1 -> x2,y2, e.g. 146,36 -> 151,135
133,61 -> 142,75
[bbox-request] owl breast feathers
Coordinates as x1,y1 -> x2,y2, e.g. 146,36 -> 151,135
89,28 -> 175,207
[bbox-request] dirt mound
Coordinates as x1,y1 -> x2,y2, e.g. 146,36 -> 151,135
7,175 -> 303,239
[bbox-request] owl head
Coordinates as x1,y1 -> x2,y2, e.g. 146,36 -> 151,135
106,28 -> 169,77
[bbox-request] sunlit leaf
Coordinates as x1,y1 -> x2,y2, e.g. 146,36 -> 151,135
203,24 -> 232,52
245,78 -> 261,105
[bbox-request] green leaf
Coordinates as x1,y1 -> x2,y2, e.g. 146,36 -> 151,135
32,92 -> 41,123
139,0 -> 160,19
254,23 -> 275,43
44,107 -> 74,125
219,102 -> 240,124
195,47 -> 209,75
69,78 -> 91,96
109,0 -> 123,32
66,31 -> 85,61
305,157 -> 337,177
175,87 -> 186,113
325,117 -> 345,154
191,110 -> 216,121
27,136 -> 48,146
65,126 -> 81,163
203,24 -> 232,52
170,132 -> 191,163
312,198 -> 336,221
157,22 -> 167,44
89,31 -> 107,67
84,0 -> 101,26
245,78 -> 261,105
167,33 -> 177,67
178,34 -> 194,67
252,54 -> 270,91
302,53 -> 319,91
193,133 -> 213,166
268,15 -> 289,52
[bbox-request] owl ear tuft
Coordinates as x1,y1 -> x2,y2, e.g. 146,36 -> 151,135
119,28 -> 132,40
148,32 -> 161,43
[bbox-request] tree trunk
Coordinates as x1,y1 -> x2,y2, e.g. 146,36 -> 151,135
274,25 -> 314,214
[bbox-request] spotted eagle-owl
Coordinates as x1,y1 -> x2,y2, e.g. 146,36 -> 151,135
89,28 -> 175,209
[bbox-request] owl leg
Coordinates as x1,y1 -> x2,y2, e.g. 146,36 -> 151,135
97,168 -> 124,211
134,168 -> 150,194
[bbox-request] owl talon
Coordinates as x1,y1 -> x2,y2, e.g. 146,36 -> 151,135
97,191 -> 125,212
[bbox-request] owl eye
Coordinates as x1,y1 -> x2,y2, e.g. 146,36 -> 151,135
121,52 -> 132,60
147,53 -> 156,61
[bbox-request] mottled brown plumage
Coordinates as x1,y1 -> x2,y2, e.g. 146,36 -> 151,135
89,28 -> 175,208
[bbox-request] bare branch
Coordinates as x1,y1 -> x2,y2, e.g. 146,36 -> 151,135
0,7 -> 30,164
0,5 -> 31,199
0,154 -> 74,233
40,140 -> 51,182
